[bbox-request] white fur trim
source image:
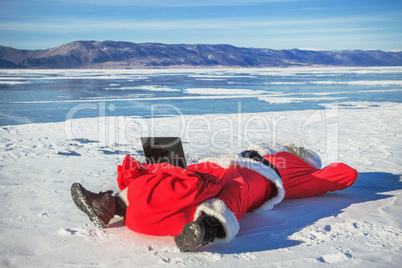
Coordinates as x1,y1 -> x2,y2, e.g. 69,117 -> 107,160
248,142 -> 322,169
193,156 -> 286,243
117,188 -> 129,206
194,199 -> 239,244
282,142 -> 322,169
304,149 -> 322,169
232,156 -> 285,212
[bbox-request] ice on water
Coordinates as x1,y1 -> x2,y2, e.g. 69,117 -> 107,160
1,67 -> 402,126
0,67 -> 401,267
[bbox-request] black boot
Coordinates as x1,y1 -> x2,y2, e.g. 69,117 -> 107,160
114,194 -> 127,217
71,183 -> 115,228
174,214 -> 225,252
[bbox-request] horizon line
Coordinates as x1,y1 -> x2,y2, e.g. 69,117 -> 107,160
1,40 -> 401,52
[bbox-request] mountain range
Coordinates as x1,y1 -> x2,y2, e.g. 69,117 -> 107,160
1,40 -> 401,69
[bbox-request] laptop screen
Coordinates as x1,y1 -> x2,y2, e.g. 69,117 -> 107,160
140,137 -> 187,169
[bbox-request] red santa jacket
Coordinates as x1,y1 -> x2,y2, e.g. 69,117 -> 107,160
116,147 -> 357,243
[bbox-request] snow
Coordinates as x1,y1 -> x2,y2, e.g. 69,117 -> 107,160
105,85 -> 181,92
257,96 -> 347,104
310,80 -> 402,86
1,98 -> 401,267
0,80 -> 31,85
183,88 -> 266,95
267,81 -> 402,86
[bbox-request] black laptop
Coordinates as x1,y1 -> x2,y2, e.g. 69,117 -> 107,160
140,137 -> 187,169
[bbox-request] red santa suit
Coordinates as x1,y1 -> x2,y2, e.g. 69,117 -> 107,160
116,144 -> 358,244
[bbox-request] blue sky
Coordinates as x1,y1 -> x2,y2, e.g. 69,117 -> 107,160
0,0 -> 401,50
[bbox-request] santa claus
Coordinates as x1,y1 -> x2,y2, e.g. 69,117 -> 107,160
71,143 -> 358,252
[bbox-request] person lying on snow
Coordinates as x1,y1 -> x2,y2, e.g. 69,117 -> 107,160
71,143 -> 358,252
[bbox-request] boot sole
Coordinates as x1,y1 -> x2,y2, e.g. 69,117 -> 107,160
71,183 -> 106,229
174,221 -> 206,252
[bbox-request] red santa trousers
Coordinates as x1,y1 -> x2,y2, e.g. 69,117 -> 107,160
116,152 -> 358,243
264,152 -> 358,199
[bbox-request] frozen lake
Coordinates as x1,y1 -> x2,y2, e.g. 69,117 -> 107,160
1,67 -> 402,126
1,67 -> 402,267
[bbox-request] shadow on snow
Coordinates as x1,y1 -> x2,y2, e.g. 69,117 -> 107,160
204,171 -> 402,254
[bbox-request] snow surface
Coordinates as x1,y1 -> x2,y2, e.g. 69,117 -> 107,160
182,88 -> 266,95
1,100 -> 401,267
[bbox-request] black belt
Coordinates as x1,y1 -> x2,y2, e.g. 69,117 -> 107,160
239,150 -> 282,179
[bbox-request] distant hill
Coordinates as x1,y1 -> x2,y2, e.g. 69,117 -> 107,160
1,40 -> 401,68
